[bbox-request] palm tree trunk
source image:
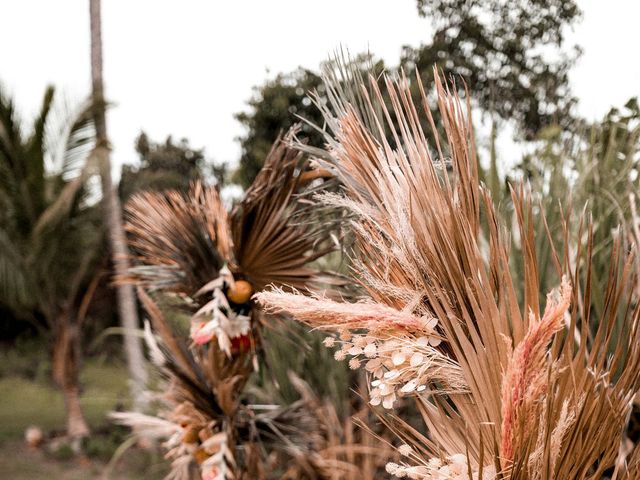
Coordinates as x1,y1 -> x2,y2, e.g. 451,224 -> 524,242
90,0 -> 147,410
52,317 -> 89,439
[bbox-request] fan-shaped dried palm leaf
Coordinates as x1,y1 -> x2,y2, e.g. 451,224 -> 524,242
230,129 -> 338,292
126,183 -> 233,294
118,130 -> 354,480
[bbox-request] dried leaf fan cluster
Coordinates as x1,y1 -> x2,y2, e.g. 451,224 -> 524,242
113,132 -> 344,480
257,66 -> 640,479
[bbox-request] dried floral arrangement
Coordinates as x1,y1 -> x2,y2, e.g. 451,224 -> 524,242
111,133 -> 377,479
257,65 -> 640,479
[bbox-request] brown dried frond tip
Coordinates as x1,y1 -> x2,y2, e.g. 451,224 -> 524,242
125,182 -> 233,294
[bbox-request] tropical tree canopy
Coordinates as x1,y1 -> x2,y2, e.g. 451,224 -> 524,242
233,1 -> 581,190
233,68 -> 325,188
120,132 -> 226,200
0,83 -> 102,438
0,84 -> 100,328
234,56 -> 387,188
406,0 -> 582,139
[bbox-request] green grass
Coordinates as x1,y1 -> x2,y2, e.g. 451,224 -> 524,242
0,438 -> 169,479
0,357 -> 170,478
0,359 -> 130,442
0,442 -> 105,480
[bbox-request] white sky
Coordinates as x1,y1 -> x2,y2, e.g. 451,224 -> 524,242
1,0 -> 639,178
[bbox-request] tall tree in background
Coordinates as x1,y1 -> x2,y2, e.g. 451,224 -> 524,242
234,2 -> 581,187
119,132 -> 225,200
89,0 -> 147,410
0,85 -> 100,439
406,0 -> 582,139
233,68 -> 324,188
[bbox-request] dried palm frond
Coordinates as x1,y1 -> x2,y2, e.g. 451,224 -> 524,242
230,129 -> 338,292
257,63 -> 640,479
126,183 -> 233,294
118,130 -> 358,479
265,373 -> 394,479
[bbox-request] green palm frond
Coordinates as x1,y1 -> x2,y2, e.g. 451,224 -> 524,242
0,83 -> 100,323
46,98 -> 95,180
0,229 -> 33,311
0,83 -> 24,174
25,86 -> 54,197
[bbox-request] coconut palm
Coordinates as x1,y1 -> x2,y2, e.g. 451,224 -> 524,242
0,84 -> 101,439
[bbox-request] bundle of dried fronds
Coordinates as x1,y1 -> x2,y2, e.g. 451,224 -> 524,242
115,130 -> 351,479
257,65 -> 640,478
259,373 -> 395,479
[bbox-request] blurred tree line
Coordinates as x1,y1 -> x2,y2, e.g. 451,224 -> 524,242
120,133 -> 227,200
1,0 -> 587,342
234,0 -> 582,187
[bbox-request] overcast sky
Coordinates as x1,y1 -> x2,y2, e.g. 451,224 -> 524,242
2,1 -> 639,177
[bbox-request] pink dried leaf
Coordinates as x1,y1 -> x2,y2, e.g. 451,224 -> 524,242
255,289 -> 431,335
500,277 -> 572,465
